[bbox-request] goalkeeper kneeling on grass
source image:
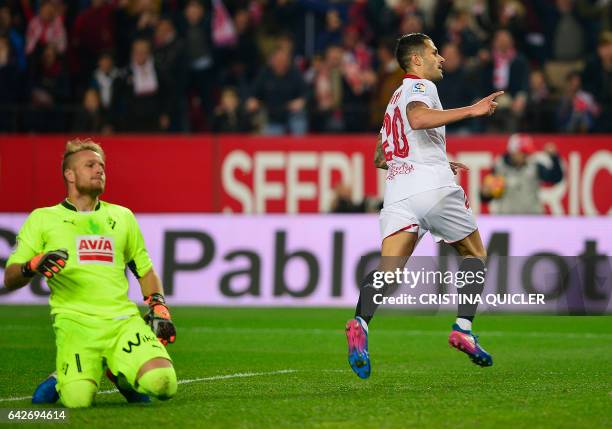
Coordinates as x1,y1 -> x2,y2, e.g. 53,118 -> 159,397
3,139 -> 177,408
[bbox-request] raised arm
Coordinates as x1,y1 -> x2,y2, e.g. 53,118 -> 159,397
407,91 -> 504,130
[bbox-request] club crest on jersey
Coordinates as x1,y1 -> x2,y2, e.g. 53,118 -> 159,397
76,235 -> 114,265
412,82 -> 426,94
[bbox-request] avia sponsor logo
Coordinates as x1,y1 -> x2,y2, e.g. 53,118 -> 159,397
76,235 -> 114,265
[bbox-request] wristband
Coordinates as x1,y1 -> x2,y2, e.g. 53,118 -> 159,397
21,262 -> 35,278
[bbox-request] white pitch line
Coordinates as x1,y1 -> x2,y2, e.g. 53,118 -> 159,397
5,325 -> 612,340
185,326 -> 612,340
0,395 -> 31,402
0,369 -> 297,403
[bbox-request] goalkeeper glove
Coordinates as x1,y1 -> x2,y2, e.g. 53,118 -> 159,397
143,293 -> 176,345
22,249 -> 69,279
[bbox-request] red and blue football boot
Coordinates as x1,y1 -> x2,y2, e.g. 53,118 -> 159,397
345,317 -> 371,379
448,323 -> 493,367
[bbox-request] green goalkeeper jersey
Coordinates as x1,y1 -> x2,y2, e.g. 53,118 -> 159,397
7,200 -> 153,319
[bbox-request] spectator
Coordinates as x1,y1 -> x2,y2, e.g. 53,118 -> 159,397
30,43 -> 70,105
346,0 -> 374,44
522,69 -> 556,132
399,13 -> 425,38
0,1 -> 608,134
71,0 -> 116,82
542,0 -> 587,61
312,45 -> 346,132
436,42 -> 477,133
218,8 -> 259,101
91,52 -> 119,117
153,18 -> 187,131
247,46 -> 308,135
330,183 -> 365,213
113,38 -> 169,132
229,8 -> 259,82
212,87 -> 254,133
496,0 -> 528,51
28,43 -> 70,132
0,35 -> 20,130
316,9 -> 344,55
341,26 -> 376,131
478,29 -> 529,132
582,31 -> 612,132
481,134 -> 563,215
25,0 -> 67,56
387,0 -> 424,37
115,0 -> 160,66
0,5 -> 26,71
342,25 -> 373,72
178,0 -> 215,129
442,9 -> 484,58
258,0 -> 302,51
557,71 -> 599,133
329,182 -> 382,213
73,88 -> 111,133
369,39 -> 403,129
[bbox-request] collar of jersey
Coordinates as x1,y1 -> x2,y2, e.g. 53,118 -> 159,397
61,199 -> 101,212
404,73 -> 422,79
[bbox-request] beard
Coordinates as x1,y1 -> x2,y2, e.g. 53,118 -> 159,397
430,66 -> 443,81
75,178 -> 105,197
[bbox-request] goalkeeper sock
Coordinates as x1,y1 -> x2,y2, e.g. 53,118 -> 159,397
136,367 -> 177,400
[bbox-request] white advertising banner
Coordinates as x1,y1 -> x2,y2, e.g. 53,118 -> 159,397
1,215 -> 610,313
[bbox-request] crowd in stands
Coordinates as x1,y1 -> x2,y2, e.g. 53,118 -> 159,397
0,0 -> 610,134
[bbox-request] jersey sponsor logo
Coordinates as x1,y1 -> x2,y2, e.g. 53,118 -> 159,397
76,235 -> 115,265
122,332 -> 158,353
386,163 -> 415,181
412,82 -> 426,94
122,332 -> 141,353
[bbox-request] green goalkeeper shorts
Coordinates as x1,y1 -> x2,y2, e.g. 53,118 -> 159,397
53,313 -> 172,393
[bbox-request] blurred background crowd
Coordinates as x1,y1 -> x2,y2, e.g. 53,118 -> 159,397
0,0 -> 611,134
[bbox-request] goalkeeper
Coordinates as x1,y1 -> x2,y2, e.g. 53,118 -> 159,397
4,139 -> 177,408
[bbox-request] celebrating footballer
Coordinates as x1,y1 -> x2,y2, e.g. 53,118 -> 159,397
346,33 -> 504,379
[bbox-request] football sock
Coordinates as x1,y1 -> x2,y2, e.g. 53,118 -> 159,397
455,317 -> 473,331
457,257 -> 486,322
136,366 -> 177,400
355,270 -> 395,325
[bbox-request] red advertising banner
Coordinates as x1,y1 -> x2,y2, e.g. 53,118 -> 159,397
218,135 -> 380,213
0,135 -> 610,214
219,135 -> 611,215
0,135 -> 216,212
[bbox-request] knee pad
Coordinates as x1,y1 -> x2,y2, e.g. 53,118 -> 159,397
59,380 -> 97,408
137,367 -> 177,400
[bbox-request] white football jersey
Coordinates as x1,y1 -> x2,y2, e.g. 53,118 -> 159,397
380,74 -> 457,206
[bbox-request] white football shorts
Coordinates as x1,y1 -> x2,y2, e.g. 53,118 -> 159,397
379,186 -> 477,243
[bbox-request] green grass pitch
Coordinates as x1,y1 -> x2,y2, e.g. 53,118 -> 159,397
1,306 -> 610,429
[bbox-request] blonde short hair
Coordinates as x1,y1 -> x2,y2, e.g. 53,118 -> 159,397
62,138 -> 105,175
